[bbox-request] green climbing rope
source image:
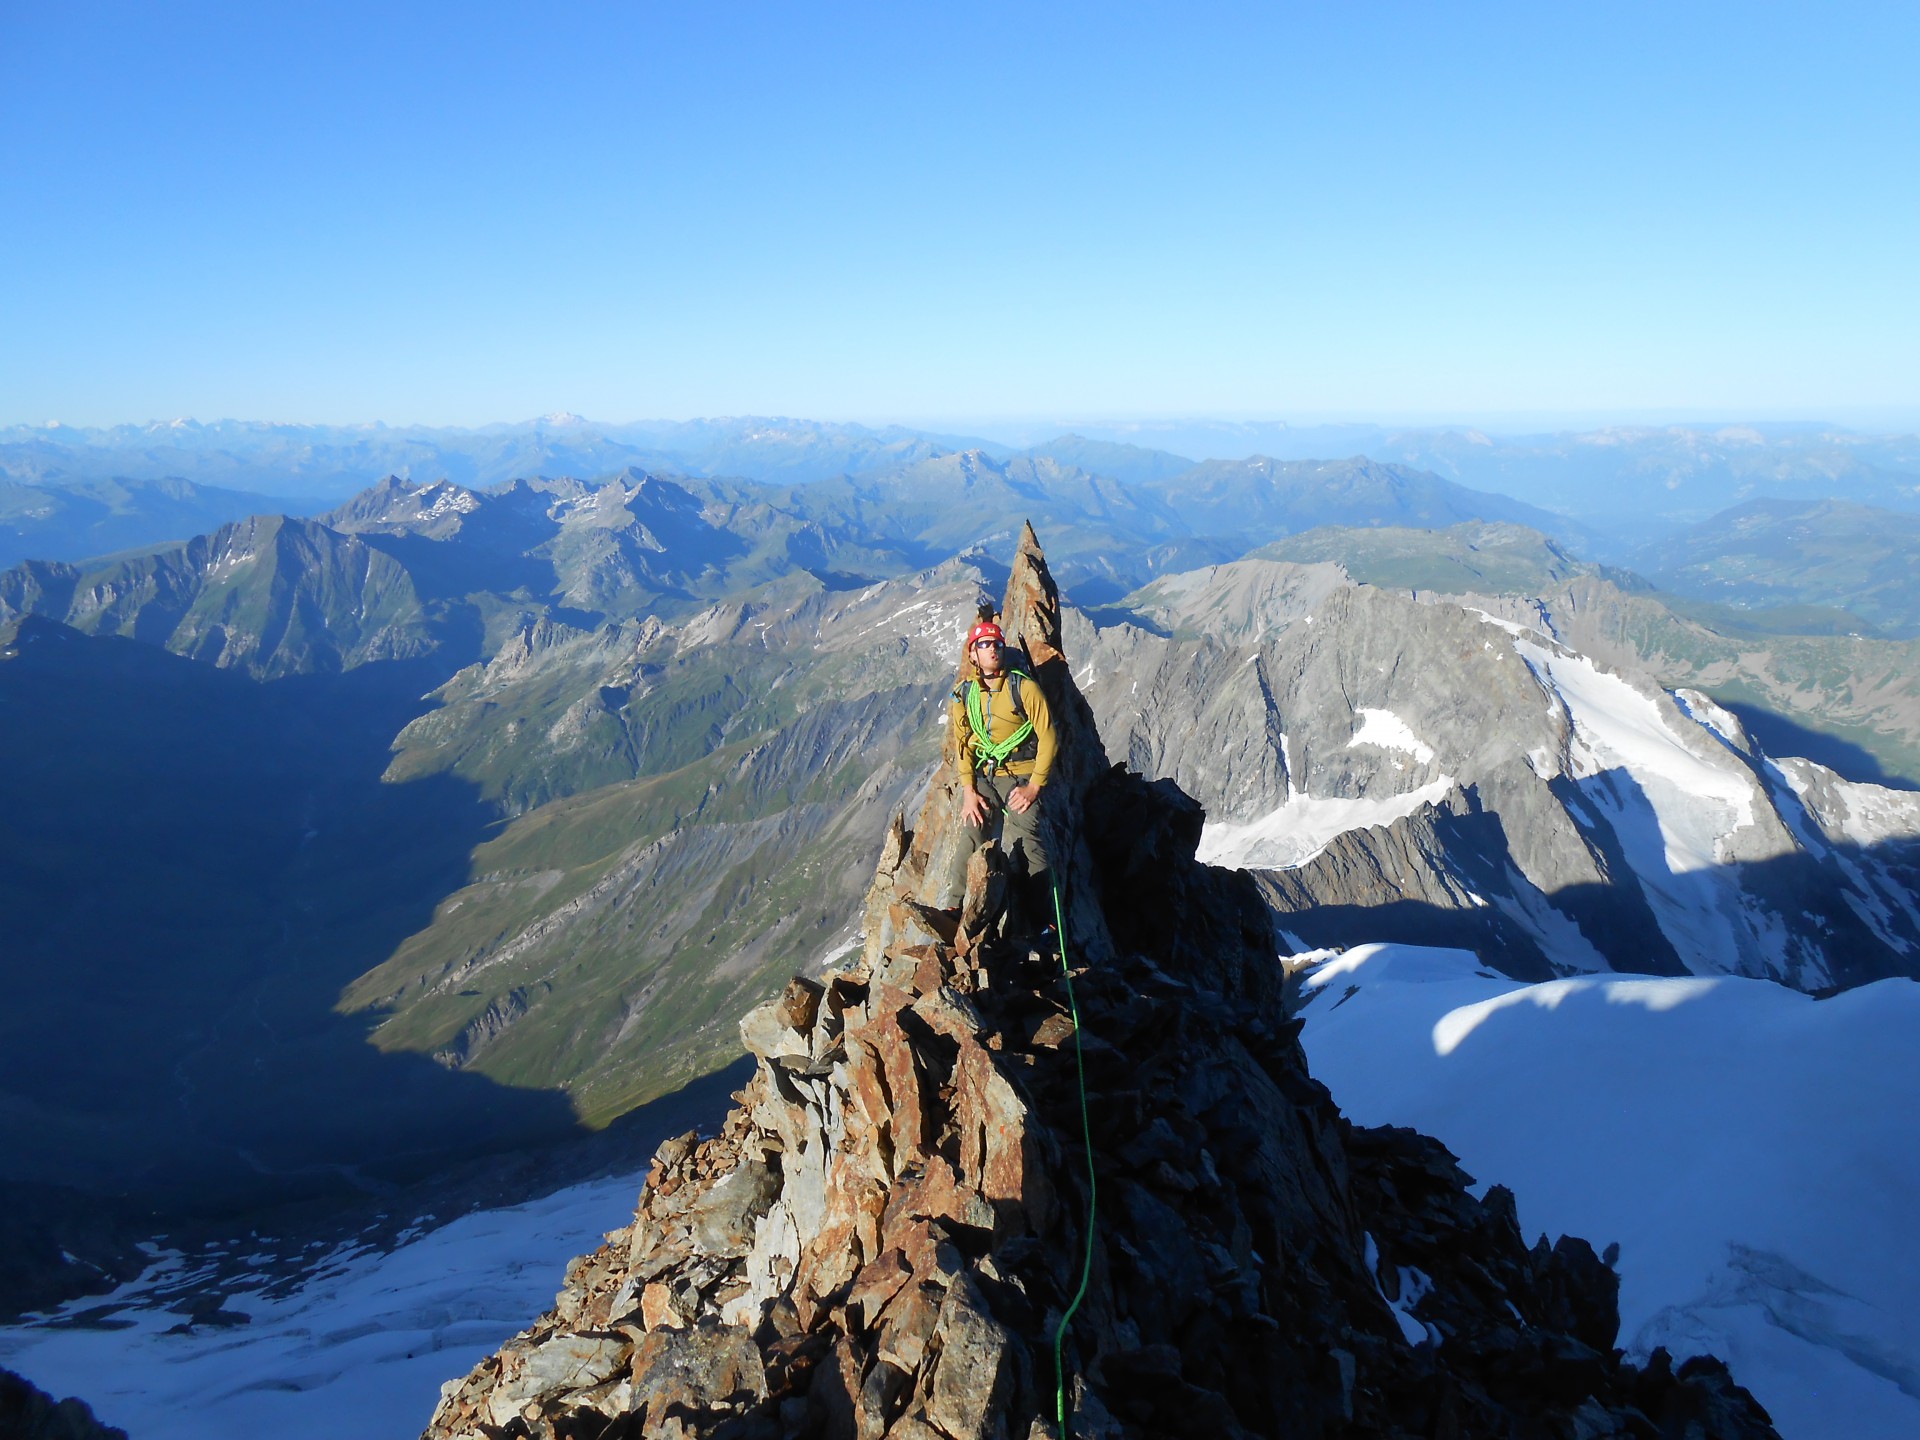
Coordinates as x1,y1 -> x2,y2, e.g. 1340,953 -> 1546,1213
1050,875 -> 1097,1438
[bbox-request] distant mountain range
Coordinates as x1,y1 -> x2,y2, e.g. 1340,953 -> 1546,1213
1076,537 -> 1920,989
0,453 -> 1577,643
0,474 -> 308,570
0,416 -> 1001,504
7,415 -> 1920,571
1060,418 -> 1920,530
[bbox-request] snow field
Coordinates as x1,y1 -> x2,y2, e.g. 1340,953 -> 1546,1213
1299,944 -> 1920,1439
0,1170 -> 652,1440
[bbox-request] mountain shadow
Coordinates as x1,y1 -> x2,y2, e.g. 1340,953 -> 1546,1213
0,617 -> 606,1312
1717,701 -> 1919,791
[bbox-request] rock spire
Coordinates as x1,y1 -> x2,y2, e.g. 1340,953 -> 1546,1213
424,530 -> 1776,1439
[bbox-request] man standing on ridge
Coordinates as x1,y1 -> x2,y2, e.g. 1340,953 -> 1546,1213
933,603 -> 1058,928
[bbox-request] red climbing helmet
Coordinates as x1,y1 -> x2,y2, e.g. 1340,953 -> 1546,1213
966,619 -> 1004,649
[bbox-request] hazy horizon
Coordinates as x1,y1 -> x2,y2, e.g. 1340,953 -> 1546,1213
11,408 -> 1920,447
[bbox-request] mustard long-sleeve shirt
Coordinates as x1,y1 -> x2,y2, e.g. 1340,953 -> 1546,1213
951,670 -> 1057,791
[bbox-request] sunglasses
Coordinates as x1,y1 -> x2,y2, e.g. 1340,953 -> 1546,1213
972,639 -> 1001,650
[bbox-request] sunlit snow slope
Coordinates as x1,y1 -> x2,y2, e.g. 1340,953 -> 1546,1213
0,1170 -> 650,1440
1297,944 -> 1920,1440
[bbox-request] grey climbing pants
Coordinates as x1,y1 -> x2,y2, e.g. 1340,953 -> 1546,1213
936,771 -> 1051,907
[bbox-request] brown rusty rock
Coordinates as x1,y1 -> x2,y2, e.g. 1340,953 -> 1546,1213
810,1333 -> 866,1439
875,1277 -> 948,1375
629,1320 -> 767,1424
844,1247 -> 914,1332
647,1131 -> 696,1187
955,844 -> 1008,957
876,810 -> 909,877
880,1154 -> 988,1237
639,1281 -> 683,1332
779,975 -> 825,1032
954,1038 -> 1049,1237
1031,1010 -> 1076,1048
888,1216 -> 967,1293
793,1205 -> 864,1331
1003,521 -> 1064,666
910,946 -> 950,995
909,985 -> 985,1045
483,1332 -> 632,1428
842,1035 -> 895,1166
860,1000 -> 930,1168
922,1272 -> 1014,1439
896,900 -> 957,951
883,1412 -> 948,1440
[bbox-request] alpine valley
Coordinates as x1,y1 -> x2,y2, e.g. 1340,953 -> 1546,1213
3,419 -> 1918,1439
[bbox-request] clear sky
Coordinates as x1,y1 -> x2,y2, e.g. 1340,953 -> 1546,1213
3,1 -> 1916,429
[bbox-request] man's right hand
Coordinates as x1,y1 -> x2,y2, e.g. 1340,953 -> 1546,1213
960,786 -> 991,827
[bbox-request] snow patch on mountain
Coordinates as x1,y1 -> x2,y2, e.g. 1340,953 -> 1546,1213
1196,775 -> 1456,870
1348,706 -> 1435,765
1298,943 -> 1920,1440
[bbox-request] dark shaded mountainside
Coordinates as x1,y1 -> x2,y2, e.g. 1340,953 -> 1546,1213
0,1366 -> 125,1440
424,532 -> 1776,1440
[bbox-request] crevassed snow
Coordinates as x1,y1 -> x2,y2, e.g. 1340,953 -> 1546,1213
1514,637 -> 1759,866
0,1169 -> 652,1440
1298,943 -> 1920,1440
1511,635 -> 1800,976
1348,707 -> 1435,765
1195,776 -> 1456,870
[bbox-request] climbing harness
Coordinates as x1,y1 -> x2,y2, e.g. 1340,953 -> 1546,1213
1049,872 -> 1098,1439
962,670 -> 1038,776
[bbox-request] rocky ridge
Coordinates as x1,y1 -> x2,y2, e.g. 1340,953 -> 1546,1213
424,528 -> 1776,1439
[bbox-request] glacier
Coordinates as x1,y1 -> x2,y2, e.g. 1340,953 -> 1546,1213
1298,943 -> 1920,1439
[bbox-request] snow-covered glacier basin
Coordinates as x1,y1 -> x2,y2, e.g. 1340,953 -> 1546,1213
1298,943 -> 1920,1440
0,1169 -> 651,1440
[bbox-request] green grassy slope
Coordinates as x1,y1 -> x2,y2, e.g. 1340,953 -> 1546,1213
1635,499 -> 1920,637
338,563 -> 986,1123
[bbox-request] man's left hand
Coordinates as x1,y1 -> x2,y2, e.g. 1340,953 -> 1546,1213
1006,782 -> 1040,814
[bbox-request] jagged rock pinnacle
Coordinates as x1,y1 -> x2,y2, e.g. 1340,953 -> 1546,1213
424,532 -> 1777,1439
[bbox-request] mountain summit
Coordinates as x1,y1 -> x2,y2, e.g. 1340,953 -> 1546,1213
424,530 -> 1775,1439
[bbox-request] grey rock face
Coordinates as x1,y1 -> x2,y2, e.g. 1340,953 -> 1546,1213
1076,557 -> 1920,990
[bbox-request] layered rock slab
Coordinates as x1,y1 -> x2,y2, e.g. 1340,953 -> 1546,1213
425,530 -> 1776,1439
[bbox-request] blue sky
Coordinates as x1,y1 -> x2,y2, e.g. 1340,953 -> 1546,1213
3,1 -> 1916,429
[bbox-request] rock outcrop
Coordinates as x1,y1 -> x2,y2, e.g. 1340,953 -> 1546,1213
0,1366 -> 127,1440
424,528 -> 1777,1439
